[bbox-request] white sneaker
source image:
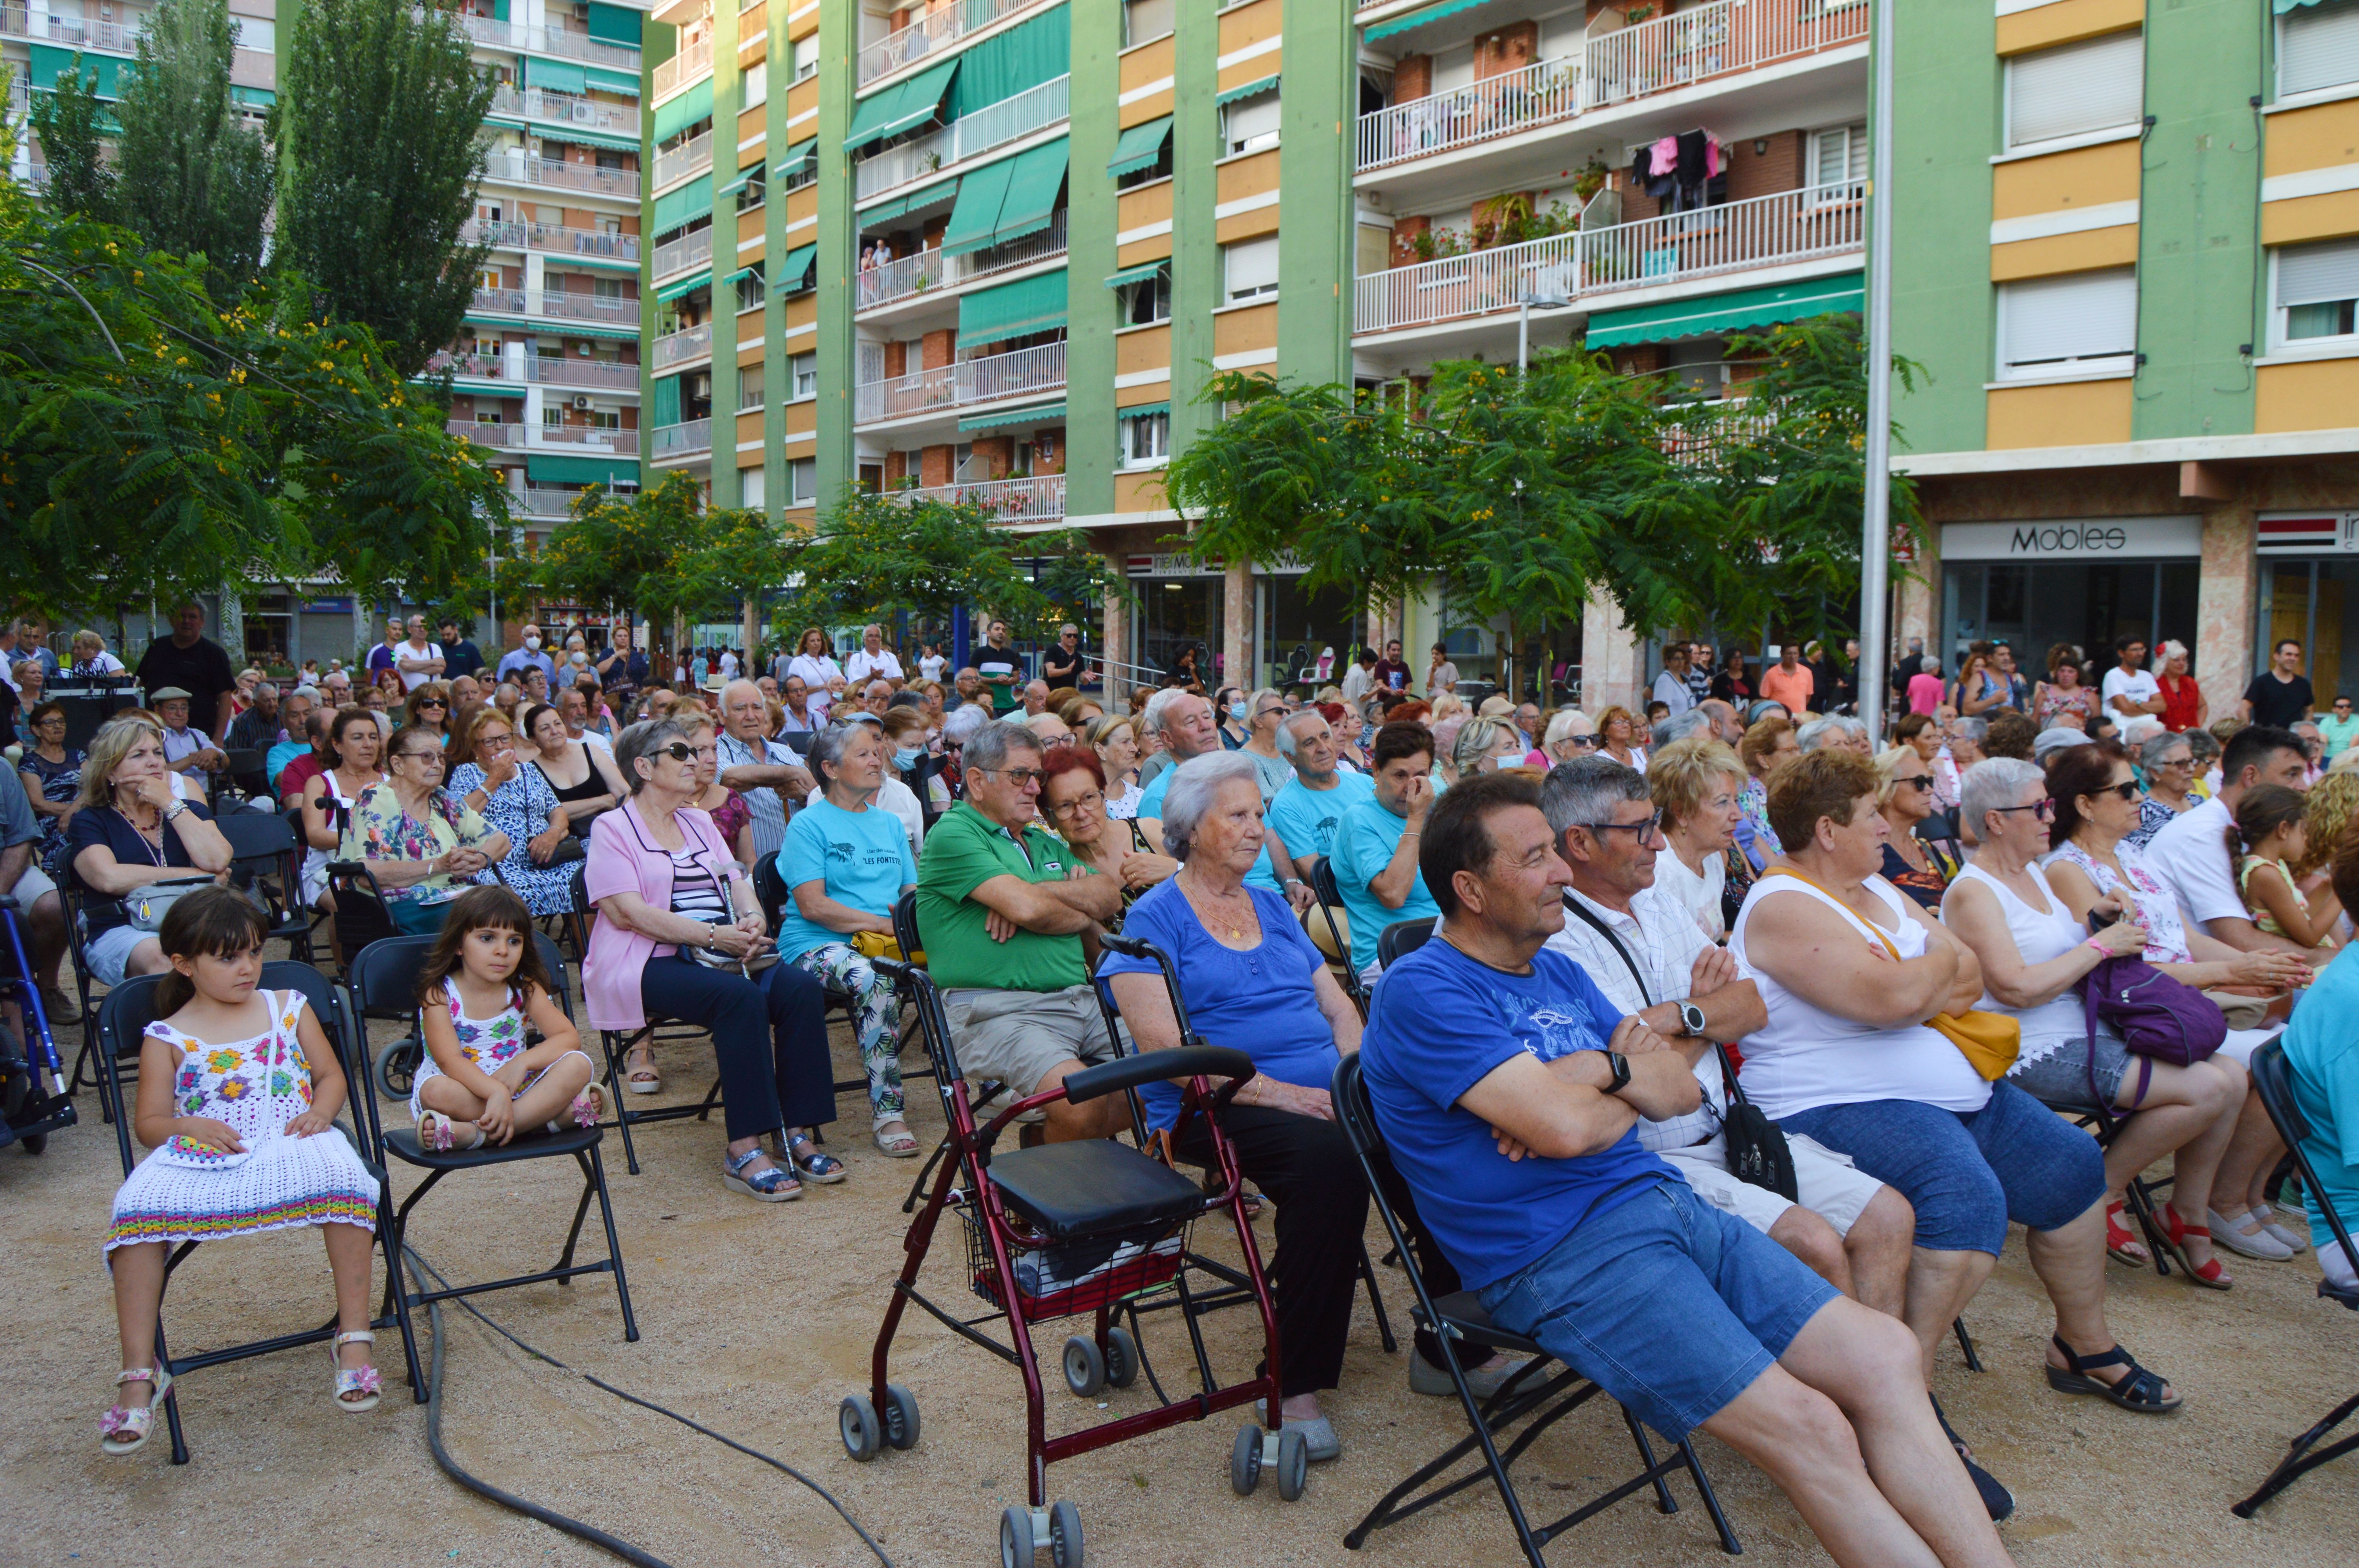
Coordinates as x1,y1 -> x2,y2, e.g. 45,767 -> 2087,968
2209,1207 -> 2294,1260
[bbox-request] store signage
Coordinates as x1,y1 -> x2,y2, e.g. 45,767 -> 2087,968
299,597 -> 356,614
2257,512 -> 2359,554
1939,516 -> 2202,562
1126,550 -> 1312,577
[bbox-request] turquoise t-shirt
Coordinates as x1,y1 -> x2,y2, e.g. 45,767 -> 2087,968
1137,764 -> 1282,893
2280,946 -> 2359,1253
1265,771 -> 1375,864
773,797 -> 918,963
1330,793 -> 1440,973
2319,711 -> 2359,757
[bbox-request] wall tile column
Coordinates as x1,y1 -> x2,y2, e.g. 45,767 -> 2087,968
1581,584 -> 1643,716
2196,497 -> 2258,717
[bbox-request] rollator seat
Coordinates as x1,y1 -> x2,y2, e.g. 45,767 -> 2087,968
988,1139 -> 1205,1240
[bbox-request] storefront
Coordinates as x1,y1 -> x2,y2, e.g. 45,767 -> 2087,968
1939,516 -> 2202,677
1128,554 -> 1228,686
1259,556 -> 1359,694
2256,511 -> 2359,706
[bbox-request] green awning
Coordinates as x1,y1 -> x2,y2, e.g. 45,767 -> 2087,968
843,56 -> 958,150
774,136 -> 816,178
468,316 -> 643,341
587,1 -> 641,45
651,183 -> 709,238
1214,74 -> 1277,108
860,192 -> 912,224
1582,274 -> 1866,348
30,43 -> 124,99
2278,0 -> 2326,11
540,125 -> 640,152
941,155 -> 1016,256
1106,115 -> 1172,178
718,161 -> 757,195
958,268 -> 1067,343
585,66 -> 642,97
1105,260 -> 1167,289
656,269 -> 711,302
1365,0 -> 1495,42
527,56 -> 587,94
1117,401 -> 1170,420
960,401 -> 1065,432
654,75 -> 713,142
992,137 -> 1068,245
232,84 -> 273,108
781,243 -> 818,292
728,264 -> 761,285
528,454 -> 641,485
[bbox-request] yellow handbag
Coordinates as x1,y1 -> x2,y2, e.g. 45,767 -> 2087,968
850,930 -> 921,964
1762,870 -> 2021,1081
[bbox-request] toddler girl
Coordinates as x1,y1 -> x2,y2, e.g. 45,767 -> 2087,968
413,886 -> 601,1150
2234,784 -> 2342,951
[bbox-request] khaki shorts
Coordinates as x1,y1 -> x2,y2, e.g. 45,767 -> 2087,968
1661,1132 -> 1885,1238
943,984 -> 1125,1108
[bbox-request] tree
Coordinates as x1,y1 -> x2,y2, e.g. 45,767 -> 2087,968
537,475 -> 706,639
670,506 -> 803,638
25,57 -> 118,224
112,0 -> 274,298
770,488 -> 1052,637
275,0 -> 493,376
1018,529 -> 1134,645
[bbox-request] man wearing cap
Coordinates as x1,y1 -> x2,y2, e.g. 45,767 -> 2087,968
154,688 -> 227,789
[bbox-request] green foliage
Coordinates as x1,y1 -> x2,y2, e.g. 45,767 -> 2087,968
1021,529 -> 1135,643
113,0 -> 274,298
27,58 -> 118,224
275,0 -> 494,376
670,506 -> 803,628
537,474 -> 706,632
771,488 -> 1056,636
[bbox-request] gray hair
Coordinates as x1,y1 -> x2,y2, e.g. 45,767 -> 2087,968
1159,750 -> 1261,862
1275,706 -> 1325,760
289,685 -> 322,705
1543,708 -> 1593,745
1453,717 -> 1519,775
962,718 -> 1043,776
1920,656 -> 1940,674
1142,686 -> 1197,736
2139,729 -> 2192,769
614,718 -> 693,793
805,722 -> 863,791
1960,757 -> 2044,838
941,705 -> 988,746
1796,715 -> 1866,753
1539,755 -> 1650,840
1652,707 -> 1712,746
1949,716 -> 1988,745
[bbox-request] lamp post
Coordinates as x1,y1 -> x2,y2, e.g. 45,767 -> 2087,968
1858,0 -> 1898,732
1518,290 -> 1573,371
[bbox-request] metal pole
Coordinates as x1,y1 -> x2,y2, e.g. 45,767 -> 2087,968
1858,0 -> 1898,736
1518,300 -> 1530,372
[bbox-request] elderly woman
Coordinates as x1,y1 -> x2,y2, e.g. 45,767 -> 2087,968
1797,715 -> 1872,757
1872,745 -> 1963,910
2153,640 -> 2206,733
1236,688 -> 1294,801
1946,715 -> 1988,776
64,719 -> 234,985
1098,751 -> 1514,1462
1733,714 -> 1798,872
1647,736 -> 1745,938
1594,705 -> 1643,769
1450,717 -> 1526,788
1731,748 -> 2183,1421
19,701 -> 83,863
1087,714 -> 1145,819
524,699 -> 628,841
2033,646 -> 2098,731
400,681 -> 453,746
67,629 -> 126,678
445,706 -> 577,917
1538,708 -> 1600,766
1040,748 -> 1175,909
2125,729 -> 2198,849
339,724 -> 508,935
299,707 -> 387,913
775,724 -> 919,1157
1943,756 -> 2249,1289
11,660 -> 47,741
583,719 -> 839,1197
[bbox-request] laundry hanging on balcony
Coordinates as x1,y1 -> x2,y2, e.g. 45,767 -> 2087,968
1628,131 -> 1725,212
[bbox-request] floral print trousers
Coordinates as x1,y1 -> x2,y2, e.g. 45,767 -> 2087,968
792,943 -> 904,1127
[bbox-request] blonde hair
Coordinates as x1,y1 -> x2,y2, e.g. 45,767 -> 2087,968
1428,692 -> 1468,724
77,716 -> 166,809
2297,771 -> 2359,877
1649,738 -> 1745,825
1870,744 -> 1920,808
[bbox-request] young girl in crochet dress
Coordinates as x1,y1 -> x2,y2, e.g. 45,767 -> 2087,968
101,888 -> 383,1456
412,886 -> 602,1151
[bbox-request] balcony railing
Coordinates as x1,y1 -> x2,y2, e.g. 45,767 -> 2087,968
451,419 -> 522,447
855,339 -> 1065,424
517,486 -> 591,518
652,34 -> 714,100
890,472 -> 1066,522
426,350 -> 642,390
456,13 -> 642,70
31,12 -> 141,52
652,417 -> 714,458
462,217 -> 642,263
1357,0 -> 1868,173
470,287 -> 643,325
854,73 -> 1068,203
856,209 -> 1069,311
652,321 -> 714,370
449,420 -> 641,455
489,84 -> 642,137
1353,185 -> 1863,336
482,151 -> 642,199
653,226 -> 716,280
859,0 -> 1057,85
653,129 -> 714,192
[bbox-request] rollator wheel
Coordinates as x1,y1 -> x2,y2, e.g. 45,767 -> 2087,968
1274,1428 -> 1309,1502
1061,1334 -> 1107,1398
374,1037 -> 419,1103
20,1132 -> 45,1155
999,1504 -> 1036,1568
1103,1327 -> 1139,1389
1230,1424 -> 1263,1496
838,1393 -> 883,1462
882,1382 -> 921,1450
1049,1500 -> 1084,1568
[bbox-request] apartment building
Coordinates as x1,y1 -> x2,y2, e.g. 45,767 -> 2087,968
1891,0 -> 2359,717
6,0 -> 278,186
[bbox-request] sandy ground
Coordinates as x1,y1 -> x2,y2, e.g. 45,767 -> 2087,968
4,955 -> 2357,1568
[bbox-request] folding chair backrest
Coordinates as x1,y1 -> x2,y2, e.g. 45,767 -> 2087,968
224,748 -> 269,800
325,862 -> 398,967
892,888 -> 922,963
877,958 -> 961,1085
753,853 -> 789,931
780,730 -> 817,757
1377,916 -> 1437,971
218,808 -> 297,867
534,930 -> 576,1022
1331,1053 -> 1450,1312
2250,1039 -> 2359,1276
348,935 -> 438,1021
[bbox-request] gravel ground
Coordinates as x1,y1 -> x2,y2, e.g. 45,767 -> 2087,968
5,961 -> 2356,1568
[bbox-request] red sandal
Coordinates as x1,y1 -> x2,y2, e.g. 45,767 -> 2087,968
2154,1201 -> 2233,1291
2104,1200 -> 2150,1267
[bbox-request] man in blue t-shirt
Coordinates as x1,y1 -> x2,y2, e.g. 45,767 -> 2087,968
1360,773 -> 2003,1562
1266,708 -> 1375,870
1330,722 -> 1441,983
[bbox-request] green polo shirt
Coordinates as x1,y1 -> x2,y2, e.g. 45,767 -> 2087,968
915,802 -> 1091,992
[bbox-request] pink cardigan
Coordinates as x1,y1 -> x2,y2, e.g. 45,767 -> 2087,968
582,797 -> 745,1031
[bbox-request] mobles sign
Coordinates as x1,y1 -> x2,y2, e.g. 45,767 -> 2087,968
1940,516 -> 2202,562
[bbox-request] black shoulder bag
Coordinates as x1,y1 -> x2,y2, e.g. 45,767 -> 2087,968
1560,895 -> 1797,1202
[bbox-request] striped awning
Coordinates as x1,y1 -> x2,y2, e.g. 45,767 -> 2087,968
1107,115 -> 1172,178
1105,260 -> 1167,289
655,269 -> 711,301
1214,74 -> 1278,107
1365,0 -> 1494,43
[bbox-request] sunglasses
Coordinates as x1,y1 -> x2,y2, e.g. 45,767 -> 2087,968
2094,780 -> 2140,802
659,742 -> 718,762
418,698 -> 447,710
1991,798 -> 2057,822
1894,773 -> 1933,791
1562,734 -> 1603,750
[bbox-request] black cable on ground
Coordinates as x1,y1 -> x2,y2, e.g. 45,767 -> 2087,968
406,1246 -> 895,1568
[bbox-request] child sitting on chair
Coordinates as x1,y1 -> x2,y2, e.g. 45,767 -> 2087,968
412,886 -> 601,1151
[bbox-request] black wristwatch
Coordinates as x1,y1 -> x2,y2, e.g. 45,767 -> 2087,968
1601,1051 -> 1632,1096
1676,1001 -> 1708,1038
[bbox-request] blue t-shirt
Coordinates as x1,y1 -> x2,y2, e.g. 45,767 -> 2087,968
1329,795 -> 1440,972
772,797 -> 917,963
1361,939 -> 1671,1290
1265,771 -> 1375,865
1137,765 -> 1281,893
2281,947 -> 2359,1253
1096,879 -> 1339,1131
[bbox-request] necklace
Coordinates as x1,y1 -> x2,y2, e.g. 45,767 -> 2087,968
1180,870 -> 1254,941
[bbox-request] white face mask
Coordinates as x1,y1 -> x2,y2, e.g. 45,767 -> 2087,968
524,635 -> 541,651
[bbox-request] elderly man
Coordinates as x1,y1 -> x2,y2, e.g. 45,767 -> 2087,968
321,668 -> 353,707
1020,679 -> 1052,719
395,614 -> 445,692
1136,688 -> 1313,906
716,678 -> 816,861
449,673 -> 482,711
133,601 -> 238,740
152,688 -> 227,786
845,624 -> 905,687
560,686 -> 611,751
1267,708 -> 1376,869
1361,772 -> 2012,1567
778,675 -> 819,733
1041,623 -> 1085,693
1697,698 -> 1746,746
16,619 -> 60,683
268,693 -> 322,796
914,721 -> 1130,1143
496,622 -> 558,689
859,679 -> 894,719
227,681 -> 284,752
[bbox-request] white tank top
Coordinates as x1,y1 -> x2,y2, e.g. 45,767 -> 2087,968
1729,871 -> 1993,1117
1943,860 -> 2085,1065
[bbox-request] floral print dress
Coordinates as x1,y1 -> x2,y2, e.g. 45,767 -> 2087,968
446,762 -> 576,915
407,985 -> 530,1123
338,781 -> 497,909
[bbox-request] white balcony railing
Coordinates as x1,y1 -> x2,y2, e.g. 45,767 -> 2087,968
855,339 -> 1065,424
890,472 -> 1065,522
517,486 -> 589,518
489,83 -> 641,137
854,73 -> 1068,203
1352,185 -> 1864,336
652,33 -> 714,100
31,11 -> 141,52
653,226 -> 715,280
856,209 -> 1069,311
859,0 -> 1057,85
456,13 -> 642,70
652,129 -> 714,192
651,321 -> 714,370
482,150 -> 642,200
652,417 -> 714,458
451,419 -> 522,447
470,286 -> 643,325
462,217 -> 642,263
449,420 -> 641,455
427,350 -> 643,390
1357,0 -> 1869,173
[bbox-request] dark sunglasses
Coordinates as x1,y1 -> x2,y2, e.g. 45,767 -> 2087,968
1991,799 -> 2057,822
417,698 -> 447,710
659,742 -> 716,762
1894,773 -> 1933,791
2094,780 -> 2140,802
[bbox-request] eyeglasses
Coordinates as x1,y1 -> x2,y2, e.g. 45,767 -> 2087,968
1579,811 -> 1665,841
1894,774 -> 1934,792
978,766 -> 1045,787
1561,734 -> 1603,750
2095,780 -> 2141,802
1991,799 -> 2057,822
417,698 -> 447,710
1047,789 -> 1105,818
659,742 -> 718,762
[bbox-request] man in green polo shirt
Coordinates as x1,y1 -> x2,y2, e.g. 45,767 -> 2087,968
916,720 -> 1130,1142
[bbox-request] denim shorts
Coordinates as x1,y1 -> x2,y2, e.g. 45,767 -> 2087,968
1478,1179 -> 1839,1442
2007,1027 -> 2131,1113
1780,1078 -> 2106,1256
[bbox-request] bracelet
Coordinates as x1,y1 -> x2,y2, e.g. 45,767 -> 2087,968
1403,829 -> 1421,839
2084,936 -> 2112,956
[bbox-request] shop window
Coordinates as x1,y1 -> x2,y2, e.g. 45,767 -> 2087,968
1118,268 -> 1170,327
2279,0 -> 2359,96
2005,30 -> 2142,149
1996,269 -> 2137,380
743,60 -> 767,109
1118,409 -> 1169,468
1122,0 -> 1173,48
1223,88 -> 1281,157
1222,236 -> 1279,304
2274,237 -> 2359,348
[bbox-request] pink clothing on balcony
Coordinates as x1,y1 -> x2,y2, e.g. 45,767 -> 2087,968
1649,136 -> 1677,176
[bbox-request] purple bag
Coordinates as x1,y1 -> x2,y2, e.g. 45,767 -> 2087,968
2081,951 -> 2227,1118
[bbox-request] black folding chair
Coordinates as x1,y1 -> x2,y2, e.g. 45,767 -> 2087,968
1305,857 -> 1367,1016
220,748 -> 269,807
215,811 -> 314,965
1376,915 -> 1437,971
2233,1039 -> 2359,1517
778,730 -> 817,757
346,935 -> 637,1400
58,882 -> 114,1116
1330,1053 -> 1741,1563
95,962 -> 414,1464
322,860 -> 399,978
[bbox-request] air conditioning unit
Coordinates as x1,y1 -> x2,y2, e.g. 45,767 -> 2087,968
572,394 -> 595,410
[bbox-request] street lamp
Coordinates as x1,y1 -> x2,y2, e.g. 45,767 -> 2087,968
1519,290 -> 1573,371
1858,0 -> 1897,728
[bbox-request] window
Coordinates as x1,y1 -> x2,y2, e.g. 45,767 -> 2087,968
593,277 -> 625,299
791,352 -> 818,397
477,268 -> 502,291
737,171 -> 766,213
738,267 -> 767,312
1122,0 -> 1173,47
2005,30 -> 2143,149
743,60 -> 767,109
739,363 -> 765,409
2280,0 -> 2359,96
788,457 -> 816,503
1116,137 -> 1173,191
1996,269 -> 2138,380
1664,339 -> 1727,401
1808,123 -> 1867,198
793,34 -> 820,82
475,410 -> 503,425
1118,409 -> 1169,467
231,14 -> 274,50
2275,237 -> 2359,347
783,147 -> 817,191
1222,87 -> 1281,156
740,466 -> 766,508
542,403 -> 563,427
1118,267 -> 1170,327
586,407 -> 622,430
1222,236 -> 1279,303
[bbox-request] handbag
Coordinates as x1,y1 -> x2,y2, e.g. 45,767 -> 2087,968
850,930 -> 920,963
125,876 -> 216,933
691,940 -> 780,976
1761,869 -> 2021,1081
2080,926 -> 2226,1120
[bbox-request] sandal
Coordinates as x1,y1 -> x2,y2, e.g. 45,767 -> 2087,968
872,1122 -> 921,1158
331,1331 -> 382,1412
567,1083 -> 608,1129
2154,1202 -> 2233,1291
624,1050 -> 661,1094
98,1368 -> 172,1456
418,1109 -> 484,1153
2104,1200 -> 2150,1267
784,1132 -> 847,1184
723,1147 -> 802,1202
2045,1335 -> 2182,1414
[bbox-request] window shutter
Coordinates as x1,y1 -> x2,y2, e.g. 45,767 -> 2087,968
2000,270 -> 2137,373
2007,30 -> 2143,147
2278,236 -> 2359,306
2280,0 -> 2359,96
1223,236 -> 1281,298
1223,88 -> 1282,151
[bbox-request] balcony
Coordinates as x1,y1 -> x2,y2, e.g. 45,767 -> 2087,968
456,14 -> 642,71
891,473 -> 1065,522
450,421 -> 642,455
1357,0 -> 1868,174
653,130 -> 714,193
652,418 -> 714,459
651,321 -> 714,370
856,209 -> 1069,312
426,350 -> 642,390
30,11 -> 141,52
1353,185 -> 1863,337
859,0 -> 1057,86
517,487 -> 590,519
854,73 -> 1068,204
462,217 -> 642,264
483,150 -> 642,200
653,34 -> 714,101
653,226 -> 716,281
470,286 -> 643,326
855,339 -> 1065,425
489,84 -> 641,138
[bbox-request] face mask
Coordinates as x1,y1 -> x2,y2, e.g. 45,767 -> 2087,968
1229,702 -> 1248,722
894,747 -> 922,771
524,635 -> 541,651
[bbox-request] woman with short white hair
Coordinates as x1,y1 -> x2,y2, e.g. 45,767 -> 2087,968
1539,708 -> 1599,766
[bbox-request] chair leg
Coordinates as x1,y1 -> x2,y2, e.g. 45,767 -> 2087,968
1358,1242 -> 1399,1354
152,1319 -> 191,1465
2232,1390 -> 2359,1517
1621,1405 -> 1681,1515
557,1152 -> 599,1277
586,1141 -> 638,1343
1953,1316 -> 1983,1373
1676,1436 -> 1744,1555
600,1030 -> 643,1175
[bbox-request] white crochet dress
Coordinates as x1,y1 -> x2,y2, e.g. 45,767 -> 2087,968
105,989 -> 380,1252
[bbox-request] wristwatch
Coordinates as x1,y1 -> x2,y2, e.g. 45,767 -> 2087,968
1676,1001 -> 1708,1038
1601,1051 -> 1632,1096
